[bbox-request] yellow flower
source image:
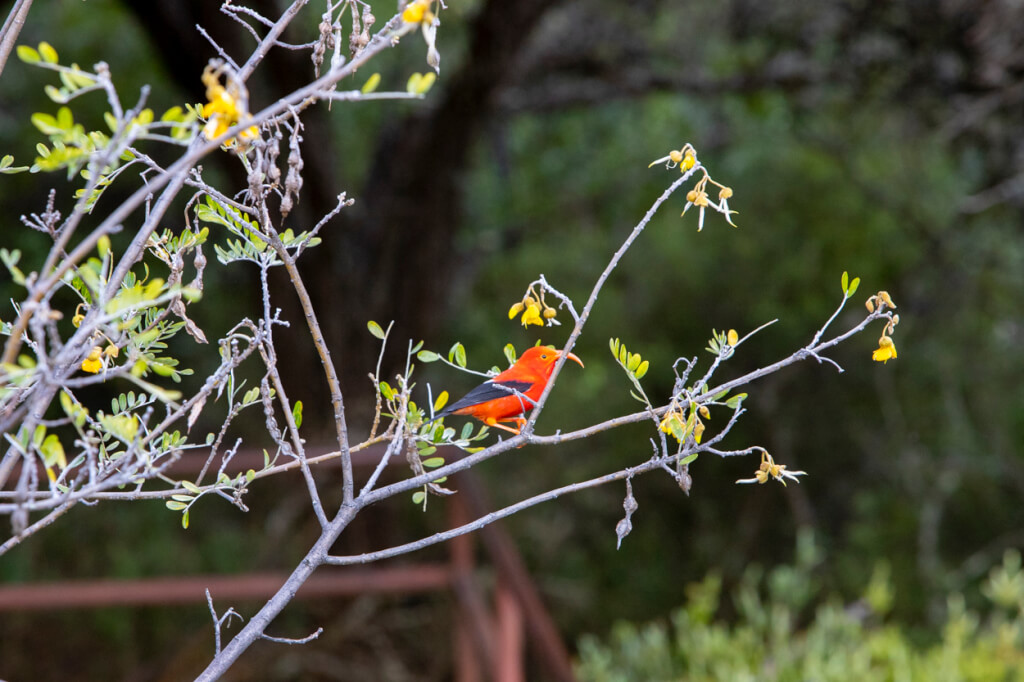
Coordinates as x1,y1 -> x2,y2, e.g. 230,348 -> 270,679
649,144 -> 697,170
660,406 -> 690,443
81,346 -> 103,373
402,0 -> 440,72
872,335 -> 897,363
716,186 -> 738,227
682,188 -> 711,230
659,412 -> 681,436
737,450 -> 806,486
512,287 -> 562,327
727,329 -> 739,346
200,65 -> 257,149
402,0 -> 434,24
520,304 -> 543,327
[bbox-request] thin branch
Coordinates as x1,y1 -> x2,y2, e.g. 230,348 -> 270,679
329,451 -> 696,565
193,503 -> 359,680
523,171 -> 695,435
0,0 -> 34,78
267,234 -> 354,505
196,23 -> 240,70
206,589 -> 243,656
238,0 -> 311,81
0,496 -> 75,555
260,628 -> 323,645
355,307 -> 886,506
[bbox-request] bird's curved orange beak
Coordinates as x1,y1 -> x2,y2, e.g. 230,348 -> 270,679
560,351 -> 584,368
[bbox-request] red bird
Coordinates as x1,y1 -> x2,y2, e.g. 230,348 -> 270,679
433,345 -> 584,434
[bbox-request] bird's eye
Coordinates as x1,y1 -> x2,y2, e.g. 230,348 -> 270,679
540,354 -> 549,359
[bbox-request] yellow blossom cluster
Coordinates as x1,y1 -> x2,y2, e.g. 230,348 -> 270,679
200,64 -> 258,149
508,285 -> 560,327
736,449 -> 807,486
649,143 -> 699,172
74,303 -> 119,374
659,400 -> 708,445
867,291 -> 900,364
80,343 -> 118,374
649,143 -> 737,230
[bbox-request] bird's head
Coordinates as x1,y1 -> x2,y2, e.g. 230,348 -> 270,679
520,345 -> 584,378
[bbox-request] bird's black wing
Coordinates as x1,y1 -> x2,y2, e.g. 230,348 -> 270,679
434,379 -> 534,419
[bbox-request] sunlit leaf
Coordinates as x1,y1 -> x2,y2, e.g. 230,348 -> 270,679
16,45 -> 40,63
38,42 -> 58,64
361,72 -> 381,93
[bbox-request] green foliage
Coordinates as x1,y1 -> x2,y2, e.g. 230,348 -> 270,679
15,42 -> 196,211
577,540 -> 1024,682
703,329 -> 735,358
361,72 -> 381,94
0,154 -> 30,174
448,341 -> 467,368
0,248 -> 26,285
841,270 -> 861,299
198,194 -> 321,266
406,72 -> 436,95
609,337 -> 651,404
503,342 -> 518,365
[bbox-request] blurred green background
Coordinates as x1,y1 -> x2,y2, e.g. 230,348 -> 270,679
2,0 -> 1023,679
